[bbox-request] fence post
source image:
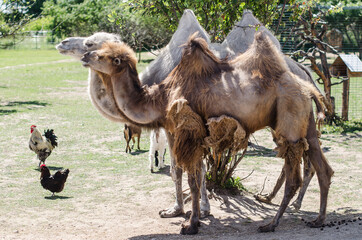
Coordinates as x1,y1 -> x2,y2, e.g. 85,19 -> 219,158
342,76 -> 350,121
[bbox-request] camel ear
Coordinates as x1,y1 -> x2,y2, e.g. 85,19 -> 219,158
113,58 -> 121,65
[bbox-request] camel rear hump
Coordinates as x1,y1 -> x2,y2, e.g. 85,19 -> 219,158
236,31 -> 289,83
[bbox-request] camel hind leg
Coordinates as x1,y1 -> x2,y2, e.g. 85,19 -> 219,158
291,152 -> 316,211
304,114 -> 333,227
258,137 -> 305,232
137,135 -> 141,150
255,165 -> 286,204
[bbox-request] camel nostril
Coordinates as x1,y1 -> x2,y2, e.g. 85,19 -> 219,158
61,40 -> 69,44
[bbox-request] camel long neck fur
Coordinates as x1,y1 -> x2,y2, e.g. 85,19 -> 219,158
110,67 -> 164,125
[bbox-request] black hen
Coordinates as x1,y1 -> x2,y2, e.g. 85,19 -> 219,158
40,164 -> 69,197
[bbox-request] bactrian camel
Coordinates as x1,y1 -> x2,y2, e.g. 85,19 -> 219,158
57,9 -> 326,217
80,32 -> 333,234
56,10 -> 212,218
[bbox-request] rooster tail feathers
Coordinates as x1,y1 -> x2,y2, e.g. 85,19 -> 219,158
43,129 -> 58,148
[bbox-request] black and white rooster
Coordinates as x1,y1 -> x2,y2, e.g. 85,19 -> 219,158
29,125 -> 58,167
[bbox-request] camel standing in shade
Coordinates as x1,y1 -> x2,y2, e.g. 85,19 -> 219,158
56,10 -> 327,217
81,31 -> 333,234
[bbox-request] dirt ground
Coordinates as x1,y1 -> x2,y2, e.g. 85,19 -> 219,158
1,129 -> 361,240
0,58 -> 361,239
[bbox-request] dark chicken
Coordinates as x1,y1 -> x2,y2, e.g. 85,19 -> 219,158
40,164 -> 69,197
29,125 -> 58,166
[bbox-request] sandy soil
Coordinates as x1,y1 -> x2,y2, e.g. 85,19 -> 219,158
1,129 -> 361,240
0,59 -> 360,240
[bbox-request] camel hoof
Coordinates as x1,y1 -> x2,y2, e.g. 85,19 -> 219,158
291,201 -> 301,212
258,223 -> 276,232
200,210 -> 210,219
306,218 -> 324,228
159,207 -> 184,218
150,169 -> 154,173
180,222 -> 199,235
254,194 -> 272,204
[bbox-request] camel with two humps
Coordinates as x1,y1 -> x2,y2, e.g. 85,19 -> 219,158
81,31 -> 333,234
56,10 -> 212,218
56,9 -> 327,218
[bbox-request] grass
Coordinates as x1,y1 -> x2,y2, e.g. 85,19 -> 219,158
0,48 -> 167,214
312,73 -> 362,121
0,47 -> 361,238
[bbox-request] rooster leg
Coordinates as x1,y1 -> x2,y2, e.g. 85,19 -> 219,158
52,192 -> 55,197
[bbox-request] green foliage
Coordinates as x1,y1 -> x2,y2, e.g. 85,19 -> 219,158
322,119 -> 362,134
127,0 -> 287,42
1,0 -> 34,37
206,171 -> 247,194
42,0 -> 122,38
223,176 -> 247,192
23,16 -> 54,31
108,6 -> 172,52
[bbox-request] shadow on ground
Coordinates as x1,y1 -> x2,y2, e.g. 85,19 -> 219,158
44,195 -> 73,200
0,100 -> 49,115
128,193 -> 362,240
130,149 -> 148,156
152,165 -> 171,176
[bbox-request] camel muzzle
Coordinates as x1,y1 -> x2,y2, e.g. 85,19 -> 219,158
81,52 -> 91,67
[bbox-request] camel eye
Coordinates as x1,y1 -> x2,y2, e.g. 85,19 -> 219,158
113,58 -> 121,65
85,42 -> 93,48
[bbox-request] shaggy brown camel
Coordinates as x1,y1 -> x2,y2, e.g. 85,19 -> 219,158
218,10 -> 326,211
57,9 -> 328,220
56,11 -> 212,218
81,32 -> 333,234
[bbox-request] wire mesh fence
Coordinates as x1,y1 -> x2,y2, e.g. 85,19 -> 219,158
271,7 -> 362,121
0,31 -> 57,50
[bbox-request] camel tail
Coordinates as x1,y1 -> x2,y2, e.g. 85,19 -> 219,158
309,85 -> 326,129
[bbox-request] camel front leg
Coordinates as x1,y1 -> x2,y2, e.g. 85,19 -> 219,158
159,134 -> 184,218
258,139 -> 303,232
181,165 -> 202,235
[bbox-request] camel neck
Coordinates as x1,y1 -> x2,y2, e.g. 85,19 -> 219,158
110,68 -> 164,125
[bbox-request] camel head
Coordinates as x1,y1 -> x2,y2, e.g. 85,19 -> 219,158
56,32 -> 122,60
56,37 -> 87,60
81,41 -> 137,76
83,32 -> 122,51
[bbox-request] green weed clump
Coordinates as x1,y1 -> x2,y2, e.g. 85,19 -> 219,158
322,119 -> 362,134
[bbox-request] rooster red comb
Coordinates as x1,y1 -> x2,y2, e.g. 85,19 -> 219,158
30,125 -> 37,133
40,164 -> 46,169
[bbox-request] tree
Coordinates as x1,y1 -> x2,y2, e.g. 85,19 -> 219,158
42,0 -> 122,38
325,7 -> 361,57
127,0 -> 290,42
109,9 -> 172,61
0,0 -> 42,39
288,2 -> 343,122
